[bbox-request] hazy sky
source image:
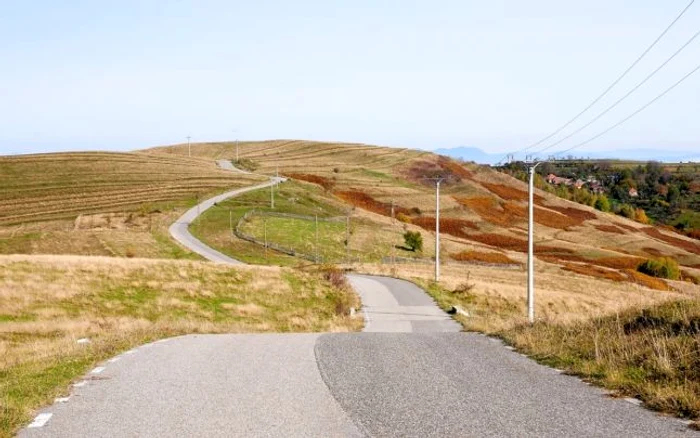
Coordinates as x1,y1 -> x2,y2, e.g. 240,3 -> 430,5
1,0 -> 698,157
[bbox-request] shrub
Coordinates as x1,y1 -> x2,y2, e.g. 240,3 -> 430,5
403,231 -> 423,252
635,208 -> 650,224
396,213 -> 412,223
637,257 -> 680,281
595,195 -> 611,212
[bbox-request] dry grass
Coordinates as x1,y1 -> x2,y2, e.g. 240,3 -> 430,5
562,263 -> 628,282
451,250 -> 518,265
0,254 -> 362,436
643,227 -> 700,256
504,300 -> 700,425
335,191 -> 412,217
0,152 -> 262,226
595,224 -> 628,235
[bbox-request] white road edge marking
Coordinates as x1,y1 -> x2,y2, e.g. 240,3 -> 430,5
624,397 -> 643,406
108,357 -> 121,363
27,413 -> 53,428
54,396 -> 70,403
91,366 -> 106,374
73,381 -> 87,388
124,350 -> 136,355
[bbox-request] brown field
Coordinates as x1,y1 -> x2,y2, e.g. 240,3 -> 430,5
595,224 -> 627,235
285,173 -> 336,191
642,227 -> 700,256
562,263 -> 628,282
0,152 -> 262,225
411,217 -> 479,239
451,250 -> 518,265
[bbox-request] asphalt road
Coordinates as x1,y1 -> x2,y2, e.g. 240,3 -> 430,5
19,165 -> 697,436
21,334 -> 693,437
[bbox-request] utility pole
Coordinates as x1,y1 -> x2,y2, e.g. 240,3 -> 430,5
526,157 -> 543,324
425,177 -> 444,282
270,178 -> 275,209
264,218 -> 268,259
236,138 -> 239,161
187,136 -> 191,157
345,213 -> 350,263
391,199 -> 396,265
229,209 -> 233,241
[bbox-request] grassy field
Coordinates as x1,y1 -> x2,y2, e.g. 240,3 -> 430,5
151,140 -> 700,286
0,254 -> 361,437
0,151 -> 263,259
189,179 -> 431,265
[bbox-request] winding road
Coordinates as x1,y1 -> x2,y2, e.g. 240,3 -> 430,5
21,165 -> 696,437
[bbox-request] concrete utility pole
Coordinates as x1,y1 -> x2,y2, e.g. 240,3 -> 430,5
187,136 -> 191,157
526,158 -> 543,324
425,177 -> 444,282
229,209 -> 233,241
236,138 -> 239,161
345,213 -> 350,263
264,218 -> 268,259
270,178 -> 275,209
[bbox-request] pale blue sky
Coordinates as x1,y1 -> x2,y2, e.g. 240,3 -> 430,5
1,1 -> 698,157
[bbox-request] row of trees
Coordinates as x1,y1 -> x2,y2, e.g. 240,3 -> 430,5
499,160 -> 699,236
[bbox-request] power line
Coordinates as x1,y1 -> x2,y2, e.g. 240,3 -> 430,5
495,0 -> 695,165
533,26 -> 700,156
551,61 -> 700,159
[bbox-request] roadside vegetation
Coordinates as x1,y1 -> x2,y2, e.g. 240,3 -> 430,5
0,255 -> 361,436
355,261 -> 699,428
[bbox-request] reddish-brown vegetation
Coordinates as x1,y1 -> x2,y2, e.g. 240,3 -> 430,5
545,206 -> 597,221
451,250 -> 518,265
405,158 -> 472,185
562,264 -> 627,282
561,263 -> 669,290
480,182 -> 545,203
335,191 -> 411,217
624,269 -> 670,291
538,254 -> 645,270
411,217 -> 478,239
595,225 -> 627,235
437,156 -> 473,180
616,223 -> 640,232
642,227 -> 700,255
455,196 -> 587,230
286,173 -> 335,191
643,247 -> 664,257
460,233 -> 572,253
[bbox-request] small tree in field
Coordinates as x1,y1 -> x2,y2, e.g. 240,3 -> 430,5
403,231 -> 423,252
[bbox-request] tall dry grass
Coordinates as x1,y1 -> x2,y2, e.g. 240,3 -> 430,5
0,254 -> 361,436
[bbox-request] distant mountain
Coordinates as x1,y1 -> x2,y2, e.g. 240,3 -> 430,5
434,147 -> 699,165
433,147 -> 503,165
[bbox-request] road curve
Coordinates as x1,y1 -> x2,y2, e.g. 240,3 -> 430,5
168,177 -> 284,264
20,165 -> 697,437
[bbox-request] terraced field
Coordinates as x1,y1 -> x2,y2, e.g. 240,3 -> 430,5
0,152 -> 262,225
150,140 -> 700,288
0,151 -> 263,257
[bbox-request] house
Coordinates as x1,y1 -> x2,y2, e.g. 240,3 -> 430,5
589,182 -> 605,194
546,173 -> 573,186
629,188 -> 639,197
574,179 -> 585,189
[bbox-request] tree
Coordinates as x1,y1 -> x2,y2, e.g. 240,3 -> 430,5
594,195 -> 611,212
403,231 -> 423,252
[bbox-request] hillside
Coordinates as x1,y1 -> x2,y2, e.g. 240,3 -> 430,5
149,140 -> 700,289
0,151 -> 263,258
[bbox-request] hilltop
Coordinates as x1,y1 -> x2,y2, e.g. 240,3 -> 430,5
148,140 -> 700,290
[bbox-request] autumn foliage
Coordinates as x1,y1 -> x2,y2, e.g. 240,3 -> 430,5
595,225 -> 627,235
642,227 -> 700,255
335,191 -> 411,217
411,217 -> 478,239
285,173 -> 336,191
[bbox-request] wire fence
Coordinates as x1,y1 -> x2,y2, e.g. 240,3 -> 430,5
234,210 -> 354,263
